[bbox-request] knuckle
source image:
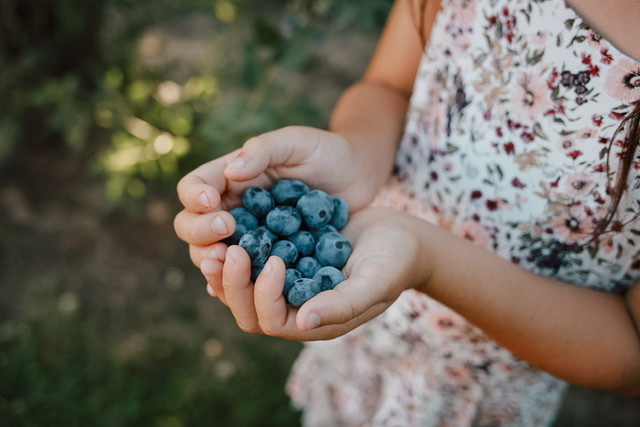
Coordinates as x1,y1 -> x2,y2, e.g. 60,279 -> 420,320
258,319 -> 283,337
188,245 -> 201,266
237,322 -> 260,334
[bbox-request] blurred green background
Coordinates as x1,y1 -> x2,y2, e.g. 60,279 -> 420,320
0,0 -> 638,425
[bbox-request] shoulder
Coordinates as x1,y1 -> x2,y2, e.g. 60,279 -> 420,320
566,0 -> 640,61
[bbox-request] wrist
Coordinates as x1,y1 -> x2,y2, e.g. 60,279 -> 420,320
332,130 -> 393,207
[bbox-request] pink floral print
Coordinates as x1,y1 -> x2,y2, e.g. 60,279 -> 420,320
286,1 -> 640,425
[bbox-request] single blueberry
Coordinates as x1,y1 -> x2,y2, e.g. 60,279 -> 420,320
284,268 -> 302,296
288,230 -> 316,257
270,240 -> 299,267
312,266 -> 346,292
239,228 -> 272,266
296,189 -> 335,229
309,224 -> 338,241
296,256 -> 322,278
255,225 -> 278,243
271,179 -> 310,206
315,231 -> 352,269
286,277 -> 322,307
266,205 -> 302,236
329,196 -> 349,230
251,264 -> 264,282
242,187 -> 275,218
229,207 -> 259,241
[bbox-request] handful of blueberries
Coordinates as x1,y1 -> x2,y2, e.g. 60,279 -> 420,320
225,179 -> 352,307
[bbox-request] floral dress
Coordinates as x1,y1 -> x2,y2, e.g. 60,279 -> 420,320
287,0 -> 640,425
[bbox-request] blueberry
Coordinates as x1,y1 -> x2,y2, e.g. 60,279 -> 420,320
296,190 -> 335,229
296,256 -> 322,278
310,224 -> 338,240
239,228 -> 272,266
242,187 -> 275,218
266,205 -> 302,236
271,179 -> 310,206
251,264 -> 264,282
288,230 -> 316,257
255,225 -> 278,243
284,268 -> 302,295
270,240 -> 299,267
330,197 -> 349,230
315,231 -> 352,269
286,277 -> 321,307
229,207 -> 259,241
312,266 -> 346,291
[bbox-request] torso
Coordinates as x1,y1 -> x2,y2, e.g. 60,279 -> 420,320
393,0 -> 640,293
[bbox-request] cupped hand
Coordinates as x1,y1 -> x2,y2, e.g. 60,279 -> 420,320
174,126 -> 375,271
201,207 -> 434,341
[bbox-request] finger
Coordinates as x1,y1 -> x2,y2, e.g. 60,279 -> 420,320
174,209 -> 235,246
189,241 -> 228,267
199,243 -> 229,304
177,159 -> 230,212
224,127 -> 316,181
253,256 -> 298,335
296,253 -> 397,332
222,245 -> 261,333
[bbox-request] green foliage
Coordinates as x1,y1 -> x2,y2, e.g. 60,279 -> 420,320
1,0 -> 393,205
0,0 -> 105,161
0,309 -> 302,426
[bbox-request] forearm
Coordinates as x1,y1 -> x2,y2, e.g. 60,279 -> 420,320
416,222 -> 640,394
329,80 -> 410,200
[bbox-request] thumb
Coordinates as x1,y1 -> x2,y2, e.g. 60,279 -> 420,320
295,274 -> 394,332
224,126 -> 318,182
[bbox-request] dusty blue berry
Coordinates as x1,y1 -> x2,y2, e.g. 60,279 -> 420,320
266,205 -> 302,236
312,266 -> 346,291
286,277 -> 321,307
271,240 -> 299,267
239,228 -> 272,266
330,196 -> 349,229
271,179 -> 309,206
289,230 -> 315,257
315,231 -> 352,269
296,190 -> 335,229
284,268 -> 302,296
242,187 -> 275,218
296,256 -> 322,278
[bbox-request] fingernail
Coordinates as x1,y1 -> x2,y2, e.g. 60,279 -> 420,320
199,192 -> 211,209
228,157 -> 247,169
207,284 -> 216,296
201,258 -> 217,275
209,246 -> 226,261
262,259 -> 273,276
212,216 -> 228,235
225,251 -> 236,266
306,312 -> 321,330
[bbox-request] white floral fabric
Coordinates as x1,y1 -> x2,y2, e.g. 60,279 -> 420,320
286,1 -> 640,425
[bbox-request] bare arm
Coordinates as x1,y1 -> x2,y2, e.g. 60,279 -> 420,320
327,0 -> 440,201
414,222 -> 640,395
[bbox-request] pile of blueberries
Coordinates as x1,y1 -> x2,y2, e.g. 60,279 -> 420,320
226,179 -> 352,307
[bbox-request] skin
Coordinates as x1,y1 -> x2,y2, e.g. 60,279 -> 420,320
174,0 -> 640,395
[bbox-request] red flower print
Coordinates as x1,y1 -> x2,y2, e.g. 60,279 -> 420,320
592,114 -> 603,126
504,142 -> 515,154
567,150 -> 582,159
511,177 -> 526,188
600,48 -> 613,65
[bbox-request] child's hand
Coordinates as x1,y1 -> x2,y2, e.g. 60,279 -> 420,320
174,126 -> 375,273
200,207 -> 432,341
